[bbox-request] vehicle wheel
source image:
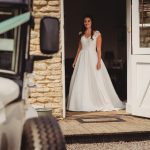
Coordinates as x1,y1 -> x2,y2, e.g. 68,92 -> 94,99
21,115 -> 66,150
0,133 -> 8,150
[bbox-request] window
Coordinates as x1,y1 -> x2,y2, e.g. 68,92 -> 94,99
139,0 -> 150,48
0,8 -> 20,73
132,0 -> 150,54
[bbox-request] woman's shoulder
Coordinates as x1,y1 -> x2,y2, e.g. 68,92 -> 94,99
94,30 -> 101,37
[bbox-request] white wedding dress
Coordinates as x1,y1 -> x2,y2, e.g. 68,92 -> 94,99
67,31 -> 125,111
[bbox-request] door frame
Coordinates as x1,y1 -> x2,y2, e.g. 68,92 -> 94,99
62,0 -> 131,118
126,0 -> 132,113
60,0 -> 66,118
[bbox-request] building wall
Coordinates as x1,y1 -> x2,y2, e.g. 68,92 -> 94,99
27,0 -> 63,118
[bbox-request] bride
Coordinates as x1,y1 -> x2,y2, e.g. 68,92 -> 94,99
67,15 -> 125,111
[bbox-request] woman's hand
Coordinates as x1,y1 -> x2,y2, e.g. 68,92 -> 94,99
72,62 -> 76,68
96,61 -> 101,70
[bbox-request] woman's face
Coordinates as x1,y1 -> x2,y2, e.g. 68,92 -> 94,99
84,17 -> 92,29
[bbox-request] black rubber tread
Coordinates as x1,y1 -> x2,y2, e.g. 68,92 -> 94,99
0,133 -> 8,150
21,115 -> 66,150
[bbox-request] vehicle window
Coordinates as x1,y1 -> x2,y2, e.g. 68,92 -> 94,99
0,9 -> 19,73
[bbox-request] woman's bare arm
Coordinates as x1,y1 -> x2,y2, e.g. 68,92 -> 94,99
72,40 -> 82,68
96,34 -> 102,70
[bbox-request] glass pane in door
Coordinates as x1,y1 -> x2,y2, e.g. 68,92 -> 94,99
139,0 -> 150,47
139,0 -> 150,24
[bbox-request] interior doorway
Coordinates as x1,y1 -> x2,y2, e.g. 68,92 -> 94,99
64,0 -> 127,111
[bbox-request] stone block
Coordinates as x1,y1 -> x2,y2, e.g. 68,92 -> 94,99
36,97 -> 49,103
33,0 -> 47,6
30,92 -> 44,98
36,87 -> 50,92
48,1 -> 60,6
34,62 -> 47,70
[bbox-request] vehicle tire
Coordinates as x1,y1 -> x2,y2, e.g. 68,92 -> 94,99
0,133 -> 8,150
21,115 -> 66,150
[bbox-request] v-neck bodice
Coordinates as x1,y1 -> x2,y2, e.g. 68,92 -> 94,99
81,31 -> 100,51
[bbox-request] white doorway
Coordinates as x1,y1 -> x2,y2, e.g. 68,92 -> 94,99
63,0 -> 127,116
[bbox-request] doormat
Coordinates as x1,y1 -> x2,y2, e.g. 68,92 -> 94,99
76,116 -> 125,123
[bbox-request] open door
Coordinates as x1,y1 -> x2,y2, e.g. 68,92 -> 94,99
128,0 -> 150,117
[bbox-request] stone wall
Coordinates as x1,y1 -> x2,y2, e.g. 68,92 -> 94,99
27,0 -> 63,118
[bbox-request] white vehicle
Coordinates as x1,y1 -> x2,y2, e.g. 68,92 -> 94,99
0,0 -> 66,150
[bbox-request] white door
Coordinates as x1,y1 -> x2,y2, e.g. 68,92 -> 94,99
127,0 -> 150,118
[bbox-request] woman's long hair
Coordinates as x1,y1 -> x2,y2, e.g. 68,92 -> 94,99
80,14 -> 96,40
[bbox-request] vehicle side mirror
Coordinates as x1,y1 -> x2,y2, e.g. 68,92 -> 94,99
40,17 -> 59,54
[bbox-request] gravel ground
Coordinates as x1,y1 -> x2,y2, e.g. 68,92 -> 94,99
67,140 -> 150,150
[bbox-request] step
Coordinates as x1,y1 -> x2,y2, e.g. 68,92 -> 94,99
65,131 -> 150,144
